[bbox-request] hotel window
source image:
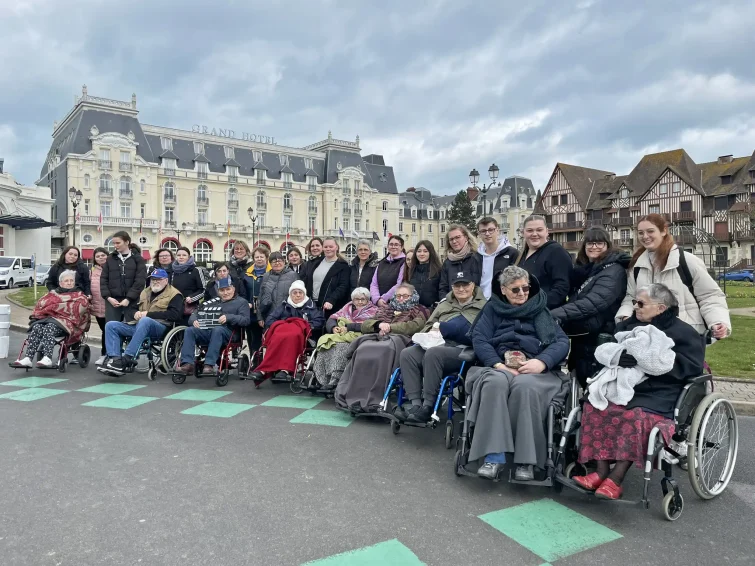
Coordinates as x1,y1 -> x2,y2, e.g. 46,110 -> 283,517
620,188 -> 628,199
227,165 -> 238,180
427,208 -> 433,219
282,172 -> 293,189
119,151 -> 131,165
120,203 -> 131,218
160,137 -> 173,151
308,196 -> 317,213
334,217 -> 339,230
163,158 -> 176,173
140,179 -> 146,193
84,199 -> 90,215
197,185 -> 208,200
194,241 -> 213,262
382,200 -> 388,211
412,223 -> 416,233
354,219 -> 361,231
257,214 -> 265,227
382,219 -> 388,234
283,193 -> 293,211
411,207 -> 417,219
198,210 -> 208,225
365,201 -> 369,212
354,199 -> 361,213
307,175 -> 316,191
253,150 -> 262,162
279,154 -> 289,167
304,157 -> 313,169
621,228 -> 631,241
84,174 -> 90,188
165,207 -> 174,223
354,180 -> 361,195
334,198 -> 338,210
672,181 -> 681,193
82,234 -> 93,243
343,198 -> 350,214
560,194 -> 568,205
224,146 -> 234,159
229,211 -> 237,225
120,176 -> 132,194
140,203 -> 146,218
197,162 -> 209,178
99,174 -> 112,192
101,202 -> 111,217
194,141 -> 204,155
343,179 -> 350,194
308,217 -> 316,234
164,182 -> 175,199
365,219 -> 369,231
440,223 -> 446,233
256,190 -> 266,209
399,222 -> 404,232
551,196 -> 558,206
428,224 -> 433,233
343,219 -> 350,231
284,215 -> 292,230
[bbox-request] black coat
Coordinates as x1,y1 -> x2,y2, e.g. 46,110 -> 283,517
617,307 -> 705,418
203,275 -> 246,301
439,253 -> 482,296
349,252 -> 379,293
518,240 -> 572,309
301,254 -> 323,289
47,262 -> 91,296
170,266 -> 206,303
408,262 -> 441,308
303,256 -> 351,319
265,298 -> 325,330
100,246 -> 147,303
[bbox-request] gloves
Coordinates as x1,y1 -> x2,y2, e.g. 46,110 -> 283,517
617,352 -> 638,368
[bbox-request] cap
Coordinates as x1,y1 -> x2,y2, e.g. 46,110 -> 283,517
150,268 -> 169,279
216,276 -> 233,289
451,270 -> 473,285
289,280 -> 306,293
269,251 -> 284,262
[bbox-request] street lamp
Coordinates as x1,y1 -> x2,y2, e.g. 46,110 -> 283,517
68,186 -> 83,246
468,164 -> 501,218
247,206 -> 257,246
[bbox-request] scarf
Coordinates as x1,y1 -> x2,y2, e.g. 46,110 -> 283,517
446,242 -> 471,262
287,295 -> 309,308
373,291 -> 422,323
231,255 -> 250,269
488,288 -> 559,345
172,256 -> 196,274
253,264 -> 267,277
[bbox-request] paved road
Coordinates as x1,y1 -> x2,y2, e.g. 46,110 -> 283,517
1,331 -> 753,566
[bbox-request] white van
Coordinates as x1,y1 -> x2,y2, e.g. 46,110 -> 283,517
0,257 -> 35,288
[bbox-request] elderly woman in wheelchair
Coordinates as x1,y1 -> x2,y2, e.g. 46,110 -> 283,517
572,283 -> 705,500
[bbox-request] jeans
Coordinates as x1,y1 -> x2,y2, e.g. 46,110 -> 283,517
181,325 -> 232,367
105,318 -> 168,358
484,453 -> 507,464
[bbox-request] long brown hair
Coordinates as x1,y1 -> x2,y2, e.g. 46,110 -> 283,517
444,224 -> 476,255
405,240 -> 442,281
630,213 -> 675,270
576,227 -> 614,265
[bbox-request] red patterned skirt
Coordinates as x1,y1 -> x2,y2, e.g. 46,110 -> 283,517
578,402 -> 675,468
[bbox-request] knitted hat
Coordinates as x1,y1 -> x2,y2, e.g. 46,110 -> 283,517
289,280 -> 306,294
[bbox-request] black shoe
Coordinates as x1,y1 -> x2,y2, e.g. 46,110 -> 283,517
122,354 -> 135,369
406,405 -> 433,424
106,357 -> 126,372
393,405 -> 409,421
249,371 -> 264,383
274,370 -> 291,380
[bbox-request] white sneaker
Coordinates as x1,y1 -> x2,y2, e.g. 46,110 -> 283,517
15,357 -> 33,367
95,355 -> 106,366
36,356 -> 54,368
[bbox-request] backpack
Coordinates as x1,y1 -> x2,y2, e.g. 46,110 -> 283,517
633,250 -> 701,320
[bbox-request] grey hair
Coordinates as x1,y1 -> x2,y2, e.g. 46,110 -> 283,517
59,269 -> 77,283
638,283 -> 678,308
498,265 -> 529,287
356,239 -> 372,249
397,282 -> 416,295
522,214 -> 548,229
351,286 -> 371,300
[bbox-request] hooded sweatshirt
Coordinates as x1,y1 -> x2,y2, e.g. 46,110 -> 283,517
477,236 -> 519,299
518,240 -> 573,309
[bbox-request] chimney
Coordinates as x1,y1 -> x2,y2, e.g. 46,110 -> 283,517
605,173 -> 616,180
0,158 -> 4,174
718,155 -> 734,164
466,186 -> 479,201
406,187 -> 416,193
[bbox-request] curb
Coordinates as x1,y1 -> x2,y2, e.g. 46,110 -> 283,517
731,401 -> 755,417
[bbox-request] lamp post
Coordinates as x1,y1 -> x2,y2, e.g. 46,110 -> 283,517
247,207 -> 257,247
469,164 -> 501,218
68,187 -> 83,246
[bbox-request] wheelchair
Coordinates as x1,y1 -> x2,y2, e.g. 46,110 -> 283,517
165,325 -> 245,388
241,326 -> 315,394
377,346 -> 473,449
97,332 -> 168,381
9,333 -> 91,373
554,373 -> 739,521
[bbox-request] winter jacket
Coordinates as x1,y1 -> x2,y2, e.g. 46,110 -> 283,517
421,286 -> 487,346
89,266 -> 106,318
265,298 -> 325,330
100,245 -> 148,304
47,262 -> 91,296
616,246 -> 731,336
244,263 -> 271,322
407,262 -> 441,308
258,267 -> 300,322
360,307 -> 426,336
203,275 -> 246,302
30,288 -> 91,342
303,256 -> 351,318
550,252 -> 630,336
438,253 -> 482,297
471,276 -> 569,371
370,254 -> 406,303
616,307 -> 705,418
129,285 -> 184,326
477,238 -> 519,299
301,255 -> 324,290
325,301 -> 379,333
349,252 -> 379,293
518,240 -> 572,309
171,265 -> 206,305
229,256 -> 251,285
189,294 -> 251,329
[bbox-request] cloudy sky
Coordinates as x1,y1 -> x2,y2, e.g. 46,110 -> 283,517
1,0 -> 754,194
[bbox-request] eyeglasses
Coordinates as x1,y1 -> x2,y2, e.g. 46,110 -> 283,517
632,299 -> 656,308
449,235 -> 465,243
271,258 -> 284,263
506,285 -> 530,295
388,243 -> 402,247
586,241 -> 607,248
352,297 -> 369,302
395,293 -> 411,299
478,228 -> 497,235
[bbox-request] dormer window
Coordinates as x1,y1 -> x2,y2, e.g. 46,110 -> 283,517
721,175 -> 733,185
411,207 -> 417,219
304,157 -> 313,169
253,150 -> 263,162
161,137 -> 173,151
224,146 -> 234,159
427,208 -> 433,220
194,141 -> 204,154
279,154 -> 289,167
620,188 -> 628,199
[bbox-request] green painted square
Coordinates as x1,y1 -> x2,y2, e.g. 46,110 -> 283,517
302,539 -> 425,565
261,395 -> 323,409
290,409 -> 353,427
478,498 -> 622,562
82,395 -> 158,409
0,376 -> 68,388
164,389 -> 233,402
77,383 -> 147,395
181,402 -> 255,418
0,388 -> 69,401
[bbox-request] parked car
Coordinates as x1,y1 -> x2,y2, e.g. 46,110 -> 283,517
0,257 -> 35,288
718,268 -> 754,282
35,264 -> 51,287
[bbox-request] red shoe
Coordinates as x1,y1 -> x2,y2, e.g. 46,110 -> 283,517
595,478 -> 623,500
573,472 -> 604,491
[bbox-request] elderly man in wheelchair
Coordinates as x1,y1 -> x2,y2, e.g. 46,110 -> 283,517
101,269 -> 184,375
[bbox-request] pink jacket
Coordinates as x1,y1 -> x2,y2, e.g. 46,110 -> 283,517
90,266 -> 106,318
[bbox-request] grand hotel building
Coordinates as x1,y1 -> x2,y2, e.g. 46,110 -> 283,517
38,86 -> 403,263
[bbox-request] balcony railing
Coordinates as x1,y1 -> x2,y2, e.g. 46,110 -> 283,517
730,230 -> 755,241
308,183 -> 316,192
164,168 -> 175,177
308,207 -> 318,214
713,259 -> 730,268
549,220 -> 583,231
672,211 -> 696,223
674,233 -> 697,245
563,241 -> 581,250
613,217 -> 634,226
228,198 -> 239,210
256,202 -> 267,211
342,208 -> 351,215
79,215 -> 158,228
197,196 -> 209,207
99,187 -> 113,198
284,204 -> 293,212
613,238 -> 634,248
228,175 -> 238,183
165,220 -> 177,229
354,208 -> 362,216
283,181 -> 293,190
119,189 -> 133,200
119,162 -> 133,172
164,192 -> 176,203
256,177 -> 266,186
197,171 -> 208,180
98,160 -> 112,170
586,218 -> 605,227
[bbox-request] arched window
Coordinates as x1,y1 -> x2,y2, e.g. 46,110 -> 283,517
164,182 -> 175,199
193,240 -> 213,263
365,200 -> 369,211
256,190 -> 266,209
354,199 -> 361,213
84,174 -> 90,188
197,184 -> 208,199
140,179 -> 146,193
104,237 -> 115,252
345,244 -> 357,261
382,200 -> 388,211
283,192 -> 292,211
308,195 -> 317,213
228,187 -> 238,204
99,174 -> 112,192
343,198 -> 350,214
280,241 -> 297,253
161,238 -> 179,253
120,176 -> 132,194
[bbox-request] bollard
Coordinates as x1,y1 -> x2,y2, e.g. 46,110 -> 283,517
0,304 -> 10,358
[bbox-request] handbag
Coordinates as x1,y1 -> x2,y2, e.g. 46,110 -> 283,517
184,301 -> 197,316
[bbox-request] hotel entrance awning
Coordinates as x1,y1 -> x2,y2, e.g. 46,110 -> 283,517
0,214 -> 57,230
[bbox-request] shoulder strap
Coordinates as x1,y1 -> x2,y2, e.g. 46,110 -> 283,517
633,266 -> 640,283
676,250 -> 695,299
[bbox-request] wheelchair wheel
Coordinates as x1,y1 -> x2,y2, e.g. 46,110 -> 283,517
391,420 -> 401,435
662,491 -> 684,521
236,353 -> 250,379
563,462 -> 586,480
216,368 -> 230,388
290,376 -> 304,394
171,372 -> 187,385
148,366 -> 157,381
444,421 -> 454,449
77,345 -> 91,368
160,326 -> 186,373
57,358 -> 68,373
687,393 -> 739,500
453,450 -> 463,477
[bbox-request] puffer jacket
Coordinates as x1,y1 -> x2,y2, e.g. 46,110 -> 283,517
265,298 -> 324,330
100,245 -> 147,303
349,252 -> 379,292
258,267 -> 300,322
616,246 -> 731,336
438,253 -> 482,296
407,262 -> 441,308
47,261 -> 92,296
551,252 -> 630,336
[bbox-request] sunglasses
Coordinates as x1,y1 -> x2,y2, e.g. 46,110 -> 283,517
506,285 -> 530,295
632,300 -> 655,308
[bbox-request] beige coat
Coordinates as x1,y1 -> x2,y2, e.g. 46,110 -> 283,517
615,246 -> 731,336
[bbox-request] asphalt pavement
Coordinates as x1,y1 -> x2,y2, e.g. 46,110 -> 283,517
0,330 -> 753,566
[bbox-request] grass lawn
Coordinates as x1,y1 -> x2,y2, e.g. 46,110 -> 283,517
707,315 -> 755,379
722,281 -> 755,309
7,286 -> 47,308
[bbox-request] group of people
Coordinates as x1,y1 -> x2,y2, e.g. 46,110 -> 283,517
15,213 -> 731,499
